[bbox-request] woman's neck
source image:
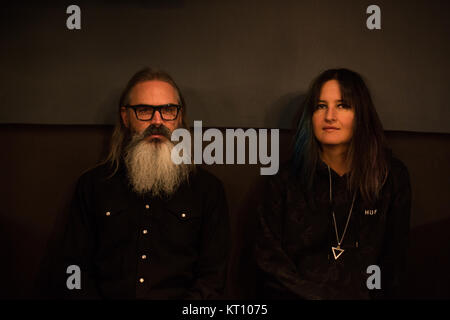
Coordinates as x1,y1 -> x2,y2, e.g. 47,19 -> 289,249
320,145 -> 350,177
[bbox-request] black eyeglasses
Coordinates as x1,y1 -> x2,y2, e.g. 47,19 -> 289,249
125,104 -> 182,121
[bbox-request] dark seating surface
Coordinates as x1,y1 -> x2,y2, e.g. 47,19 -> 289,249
1,124 -> 449,299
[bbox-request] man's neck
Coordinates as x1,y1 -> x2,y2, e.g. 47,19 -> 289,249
320,145 -> 350,177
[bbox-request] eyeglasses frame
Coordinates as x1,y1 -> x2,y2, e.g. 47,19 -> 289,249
124,103 -> 182,121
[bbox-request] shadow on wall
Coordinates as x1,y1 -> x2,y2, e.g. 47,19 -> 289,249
33,192 -> 75,299
95,88 -> 123,125
181,86 -> 211,128
225,174 -> 268,299
0,211 -> 13,299
401,217 -> 450,299
265,92 -> 306,130
0,210 -> 55,299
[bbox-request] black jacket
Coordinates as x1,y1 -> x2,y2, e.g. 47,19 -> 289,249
54,163 -> 230,299
255,156 -> 411,299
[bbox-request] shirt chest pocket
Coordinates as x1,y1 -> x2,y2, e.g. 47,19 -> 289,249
157,205 -> 202,248
95,205 -> 134,248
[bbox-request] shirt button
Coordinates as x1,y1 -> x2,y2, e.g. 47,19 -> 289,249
139,278 -> 144,283
145,204 -> 150,209
105,211 -> 111,216
142,229 -> 148,235
141,254 -> 147,260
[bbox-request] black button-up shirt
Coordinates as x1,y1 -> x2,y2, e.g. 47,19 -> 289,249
255,156 -> 411,299
57,163 -> 230,299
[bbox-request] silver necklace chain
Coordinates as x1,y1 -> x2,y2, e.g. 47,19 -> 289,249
328,165 -> 356,247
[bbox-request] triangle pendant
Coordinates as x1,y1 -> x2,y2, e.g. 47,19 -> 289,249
332,246 -> 344,260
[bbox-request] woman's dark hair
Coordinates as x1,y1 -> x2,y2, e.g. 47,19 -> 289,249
292,68 -> 389,205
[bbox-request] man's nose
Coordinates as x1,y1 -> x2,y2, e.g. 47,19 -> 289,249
150,109 -> 164,125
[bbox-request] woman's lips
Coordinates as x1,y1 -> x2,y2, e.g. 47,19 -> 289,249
323,127 -> 339,132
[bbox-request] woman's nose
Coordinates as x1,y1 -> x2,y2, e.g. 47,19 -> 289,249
325,106 -> 336,122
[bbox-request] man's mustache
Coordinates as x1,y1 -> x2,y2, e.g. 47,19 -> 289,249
142,124 -> 172,140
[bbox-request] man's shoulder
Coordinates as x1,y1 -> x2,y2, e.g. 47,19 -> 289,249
76,162 -> 118,187
190,166 -> 225,191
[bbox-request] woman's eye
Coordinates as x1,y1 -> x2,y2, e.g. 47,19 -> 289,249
337,103 -> 351,109
316,104 -> 327,109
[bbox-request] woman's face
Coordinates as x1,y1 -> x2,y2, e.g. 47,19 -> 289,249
312,80 -> 355,149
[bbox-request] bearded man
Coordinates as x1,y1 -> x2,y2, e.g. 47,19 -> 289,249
55,68 -> 230,299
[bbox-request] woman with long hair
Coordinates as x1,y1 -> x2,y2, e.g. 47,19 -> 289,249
255,68 -> 411,299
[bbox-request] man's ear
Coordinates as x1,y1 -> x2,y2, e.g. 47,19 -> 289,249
120,107 -> 129,128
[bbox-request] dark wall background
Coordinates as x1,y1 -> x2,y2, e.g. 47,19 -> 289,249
1,0 -> 449,132
1,0 -> 449,299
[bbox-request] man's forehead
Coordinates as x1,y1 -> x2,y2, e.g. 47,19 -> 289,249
129,80 -> 179,104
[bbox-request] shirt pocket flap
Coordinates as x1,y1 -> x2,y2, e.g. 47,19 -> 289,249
165,200 -> 201,221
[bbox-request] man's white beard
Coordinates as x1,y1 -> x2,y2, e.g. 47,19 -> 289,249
124,136 -> 193,197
